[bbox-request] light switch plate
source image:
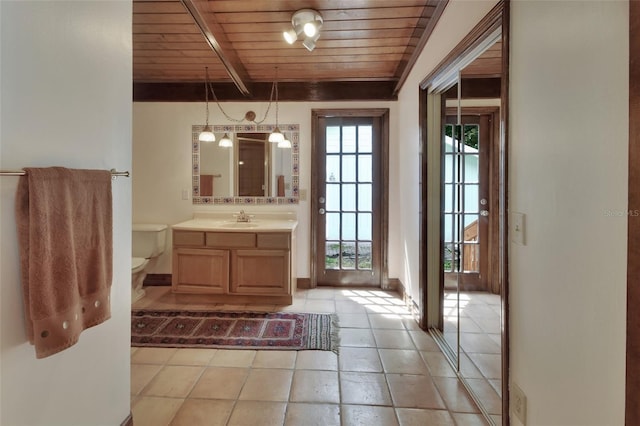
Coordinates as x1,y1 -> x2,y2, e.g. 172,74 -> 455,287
512,212 -> 525,245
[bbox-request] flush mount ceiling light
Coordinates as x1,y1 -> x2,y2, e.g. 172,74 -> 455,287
283,9 -> 323,52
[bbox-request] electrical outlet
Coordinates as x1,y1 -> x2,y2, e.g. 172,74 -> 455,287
511,382 -> 527,425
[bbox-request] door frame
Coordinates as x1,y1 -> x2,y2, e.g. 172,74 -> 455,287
418,1 -> 510,423
310,108 -> 390,289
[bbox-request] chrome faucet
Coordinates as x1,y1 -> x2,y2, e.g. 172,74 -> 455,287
236,210 -> 250,222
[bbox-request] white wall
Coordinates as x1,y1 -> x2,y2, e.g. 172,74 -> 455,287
509,1 -> 628,424
0,2 -> 132,425
132,101 -> 397,278
396,0 -> 499,303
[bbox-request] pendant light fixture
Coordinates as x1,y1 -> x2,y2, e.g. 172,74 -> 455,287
198,67 -> 215,142
269,67 -> 285,143
218,133 -> 233,148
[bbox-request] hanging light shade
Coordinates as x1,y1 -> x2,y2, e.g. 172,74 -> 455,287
269,127 -> 285,143
278,138 -> 292,148
199,67 -> 216,142
199,125 -> 215,142
218,133 -> 233,148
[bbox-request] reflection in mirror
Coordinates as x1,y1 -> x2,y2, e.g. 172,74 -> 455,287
192,124 -> 299,205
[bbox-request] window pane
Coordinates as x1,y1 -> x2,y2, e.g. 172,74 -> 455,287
342,155 -> 356,182
358,126 -> 372,153
342,213 -> 356,240
463,214 -> 479,240
358,213 -> 372,240
342,184 -> 356,211
463,184 -> 479,213
325,242 -> 340,270
358,184 -> 372,211
358,155 -> 372,182
464,154 -> 479,183
326,155 -> 340,182
462,243 -> 479,272
326,184 -> 340,211
444,183 -> 454,212
444,213 -> 453,243
326,126 -> 341,153
358,242 -> 372,270
326,213 -> 340,240
463,125 -> 479,151
342,126 -> 356,153
443,154 -> 457,183
444,125 -> 454,153
341,242 -> 356,269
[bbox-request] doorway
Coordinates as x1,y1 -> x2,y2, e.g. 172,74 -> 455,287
310,109 -> 389,288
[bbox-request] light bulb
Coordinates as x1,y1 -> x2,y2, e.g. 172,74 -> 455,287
218,133 -> 233,147
303,22 -> 317,37
278,139 -> 292,148
269,127 -> 285,143
283,29 -> 297,44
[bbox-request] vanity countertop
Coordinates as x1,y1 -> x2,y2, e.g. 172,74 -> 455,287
172,212 -> 298,233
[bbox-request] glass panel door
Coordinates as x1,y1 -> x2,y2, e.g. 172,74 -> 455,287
315,116 -> 381,286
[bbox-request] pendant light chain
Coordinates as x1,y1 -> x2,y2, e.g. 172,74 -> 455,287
207,80 -> 275,124
275,66 -> 279,128
204,67 -> 210,126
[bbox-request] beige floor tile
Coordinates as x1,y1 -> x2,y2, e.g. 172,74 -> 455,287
409,331 -> 440,351
467,353 -> 502,380
395,408 -> 456,426
132,347 -> 178,365
459,332 -> 501,354
290,370 -> 340,403
335,300 -> 369,313
304,300 -> 336,313
378,349 -> 429,375
306,289 -> 337,300
132,396 -> 183,426
167,348 -> 217,366
421,352 -> 457,378
284,403 -> 341,426
432,377 -> 480,413
131,347 -> 139,356
189,367 -> 249,399
239,369 -> 293,402
295,350 -> 338,371
338,347 -> 383,372
252,350 -> 297,369
368,313 -> 407,329
144,365 -> 204,398
209,349 -> 256,367
466,378 -> 502,415
386,374 -> 446,410
169,399 -> 234,426
337,313 -> 370,328
340,372 -> 392,405
401,317 -> 423,331
489,379 -> 502,398
450,412 -> 489,426
339,328 -> 377,347
131,364 -> 162,395
373,329 -> 416,349
227,401 -> 287,426
341,405 -> 399,426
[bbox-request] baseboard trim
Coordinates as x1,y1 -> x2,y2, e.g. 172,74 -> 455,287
297,278 -> 311,289
143,273 -> 172,286
120,412 -> 133,426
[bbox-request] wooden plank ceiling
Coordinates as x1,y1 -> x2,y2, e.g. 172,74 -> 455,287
133,0 -> 502,101
133,0 -> 450,101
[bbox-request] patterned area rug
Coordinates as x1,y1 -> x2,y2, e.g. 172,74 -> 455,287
131,310 -> 339,353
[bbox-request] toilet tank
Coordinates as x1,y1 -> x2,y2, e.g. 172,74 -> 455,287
132,224 -> 167,258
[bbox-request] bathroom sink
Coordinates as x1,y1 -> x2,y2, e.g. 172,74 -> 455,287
221,222 -> 259,229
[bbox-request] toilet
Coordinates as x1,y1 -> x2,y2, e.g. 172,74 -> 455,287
131,223 -> 167,303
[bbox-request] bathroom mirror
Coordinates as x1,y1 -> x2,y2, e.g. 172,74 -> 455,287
192,124 -> 299,205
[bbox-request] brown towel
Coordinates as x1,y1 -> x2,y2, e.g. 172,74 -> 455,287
15,167 -> 113,358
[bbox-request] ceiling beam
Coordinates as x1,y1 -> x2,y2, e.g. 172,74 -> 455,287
179,0 -> 252,96
393,0 -> 449,96
133,81 -> 398,102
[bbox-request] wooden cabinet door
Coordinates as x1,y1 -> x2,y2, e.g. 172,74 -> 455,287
173,248 -> 229,294
231,249 -> 289,295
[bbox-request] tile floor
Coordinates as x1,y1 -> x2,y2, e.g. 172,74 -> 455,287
131,286 -> 492,425
443,291 -> 503,418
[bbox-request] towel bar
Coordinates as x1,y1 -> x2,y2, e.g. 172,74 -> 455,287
0,169 -> 130,178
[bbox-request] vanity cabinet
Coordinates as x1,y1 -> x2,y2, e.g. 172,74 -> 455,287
172,229 -> 295,304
